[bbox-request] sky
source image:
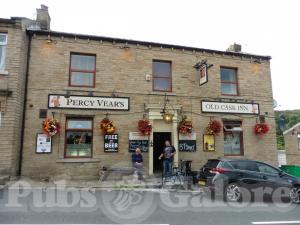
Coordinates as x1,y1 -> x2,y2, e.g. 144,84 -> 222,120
1,0 -> 299,110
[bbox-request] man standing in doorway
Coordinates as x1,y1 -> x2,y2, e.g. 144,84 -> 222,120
159,140 -> 176,180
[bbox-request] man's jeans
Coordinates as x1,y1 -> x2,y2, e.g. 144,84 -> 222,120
163,159 -> 173,178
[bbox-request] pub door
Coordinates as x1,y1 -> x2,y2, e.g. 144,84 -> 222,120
153,132 -> 171,172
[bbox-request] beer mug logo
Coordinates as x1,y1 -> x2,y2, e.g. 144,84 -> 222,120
112,190 -> 143,211
101,189 -> 155,223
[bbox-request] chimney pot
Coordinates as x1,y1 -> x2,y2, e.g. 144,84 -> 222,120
36,4 -> 51,30
226,43 -> 242,53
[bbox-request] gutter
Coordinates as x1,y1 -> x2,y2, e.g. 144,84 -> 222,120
27,30 -> 271,61
17,32 -> 32,177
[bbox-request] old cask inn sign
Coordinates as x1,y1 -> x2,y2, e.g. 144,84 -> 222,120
201,100 -> 259,115
48,94 -> 129,111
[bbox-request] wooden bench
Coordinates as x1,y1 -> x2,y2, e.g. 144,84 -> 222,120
99,166 -> 135,181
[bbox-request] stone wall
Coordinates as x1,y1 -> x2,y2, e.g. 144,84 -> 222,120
0,19 -> 29,176
21,33 -> 277,178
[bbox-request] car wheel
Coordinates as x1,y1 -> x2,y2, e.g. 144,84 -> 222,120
225,183 -> 242,202
289,187 -> 300,204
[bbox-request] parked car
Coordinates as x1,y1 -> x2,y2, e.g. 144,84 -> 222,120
196,158 -> 300,203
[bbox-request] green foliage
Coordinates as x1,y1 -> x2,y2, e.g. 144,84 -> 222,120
275,110 -> 300,150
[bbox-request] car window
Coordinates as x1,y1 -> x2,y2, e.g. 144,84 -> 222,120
205,160 -> 220,168
256,162 -> 279,174
218,161 -> 233,169
229,161 -> 259,172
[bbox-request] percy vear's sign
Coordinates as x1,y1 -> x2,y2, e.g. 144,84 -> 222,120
201,100 -> 259,115
48,94 -> 129,111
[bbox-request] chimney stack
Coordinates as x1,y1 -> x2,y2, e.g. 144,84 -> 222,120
226,43 -> 242,53
36,5 -> 50,30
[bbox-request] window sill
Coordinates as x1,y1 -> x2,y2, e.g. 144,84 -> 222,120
64,87 -> 96,92
56,158 -> 100,163
0,71 -> 8,75
149,91 -> 176,96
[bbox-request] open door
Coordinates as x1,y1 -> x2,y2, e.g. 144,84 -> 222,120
153,132 -> 171,172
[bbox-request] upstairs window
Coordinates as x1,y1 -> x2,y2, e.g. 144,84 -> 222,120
152,60 -> 172,92
69,53 -> 96,87
220,67 -> 238,95
0,33 -> 7,71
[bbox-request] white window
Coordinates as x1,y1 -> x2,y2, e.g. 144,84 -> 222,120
0,33 -> 7,71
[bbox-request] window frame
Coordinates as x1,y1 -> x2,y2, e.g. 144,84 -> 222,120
223,120 -> 244,156
220,66 -> 239,96
152,60 -> 172,92
64,117 -> 93,158
0,33 -> 8,71
69,52 -> 96,88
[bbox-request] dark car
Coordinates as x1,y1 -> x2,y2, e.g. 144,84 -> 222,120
196,158 -> 300,203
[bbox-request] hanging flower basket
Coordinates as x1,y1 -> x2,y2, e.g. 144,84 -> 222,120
138,119 -> 152,135
42,118 -> 61,137
100,118 -> 116,134
205,120 -> 221,135
254,123 -> 269,135
178,120 -> 193,135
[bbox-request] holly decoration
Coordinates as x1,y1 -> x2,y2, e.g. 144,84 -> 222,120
42,118 -> 61,137
254,123 -> 269,135
138,119 -> 152,135
206,120 -> 221,135
178,119 -> 193,135
100,118 -> 116,134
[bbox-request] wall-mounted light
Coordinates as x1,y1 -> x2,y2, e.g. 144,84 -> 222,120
163,112 -> 174,123
88,91 -> 94,97
64,91 -> 70,98
160,94 -> 174,123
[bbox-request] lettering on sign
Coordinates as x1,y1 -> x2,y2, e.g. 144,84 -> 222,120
48,94 -> 129,111
104,134 -> 118,152
179,140 -> 196,152
201,101 -> 259,115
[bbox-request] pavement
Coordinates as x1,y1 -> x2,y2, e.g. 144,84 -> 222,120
2,175 -> 202,192
0,187 -> 299,225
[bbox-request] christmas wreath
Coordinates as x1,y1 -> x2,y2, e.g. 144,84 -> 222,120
138,119 -> 152,135
42,118 -> 61,137
100,118 -> 116,134
205,120 -> 221,135
254,123 -> 269,135
178,120 -> 193,135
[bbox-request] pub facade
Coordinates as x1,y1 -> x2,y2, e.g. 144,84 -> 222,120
19,27 -> 277,179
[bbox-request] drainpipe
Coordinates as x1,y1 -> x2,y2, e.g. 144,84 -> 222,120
17,32 -> 32,177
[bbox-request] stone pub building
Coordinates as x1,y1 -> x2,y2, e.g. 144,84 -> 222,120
0,6 -> 277,179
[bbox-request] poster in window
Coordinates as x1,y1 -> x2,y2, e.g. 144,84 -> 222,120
203,134 -> 215,151
104,134 -> 118,152
36,133 -> 52,153
199,64 -> 208,86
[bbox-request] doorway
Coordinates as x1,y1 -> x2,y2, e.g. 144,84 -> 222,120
153,132 -> 171,172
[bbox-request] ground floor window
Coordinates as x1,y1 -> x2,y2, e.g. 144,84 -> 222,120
223,121 -> 243,156
65,118 -> 93,158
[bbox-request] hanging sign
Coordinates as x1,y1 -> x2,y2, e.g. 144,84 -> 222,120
201,101 -> 259,115
104,134 -> 118,152
48,94 -> 129,111
179,132 -> 196,152
128,132 -> 148,152
199,64 -> 208,86
36,133 -> 52,153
